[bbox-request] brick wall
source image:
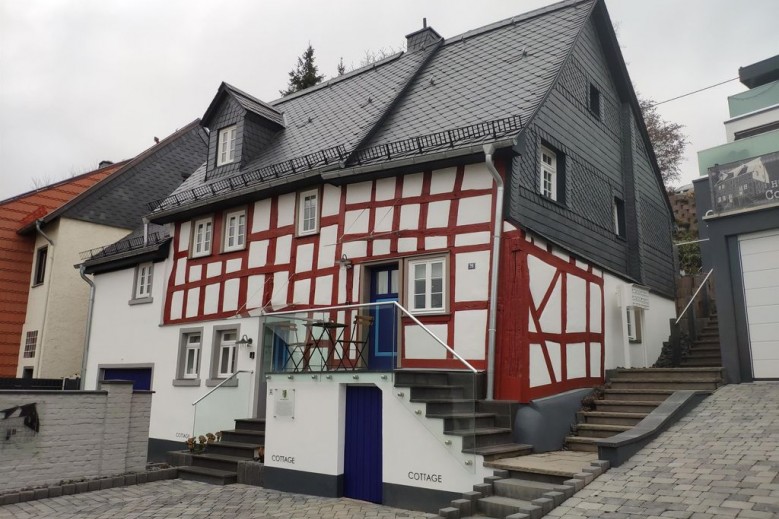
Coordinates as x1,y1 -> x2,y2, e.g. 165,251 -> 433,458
0,381 -> 150,492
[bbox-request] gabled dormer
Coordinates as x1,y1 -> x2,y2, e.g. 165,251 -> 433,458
201,82 -> 285,180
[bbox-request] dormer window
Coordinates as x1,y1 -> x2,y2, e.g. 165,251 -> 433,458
217,125 -> 237,166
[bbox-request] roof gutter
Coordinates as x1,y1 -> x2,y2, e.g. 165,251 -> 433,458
483,144 -> 504,401
78,265 -> 96,390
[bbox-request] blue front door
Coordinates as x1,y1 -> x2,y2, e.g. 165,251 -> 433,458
368,264 -> 398,370
344,385 -> 382,503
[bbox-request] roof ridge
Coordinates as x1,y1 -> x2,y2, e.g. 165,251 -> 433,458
21,119 -> 202,232
443,0 -> 594,47
270,51 -> 405,106
223,82 -> 284,116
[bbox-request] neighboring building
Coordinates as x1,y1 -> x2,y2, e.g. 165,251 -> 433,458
14,121 -> 208,379
669,183 -> 698,235
82,0 -> 675,509
694,54 -> 779,382
0,162 -> 125,377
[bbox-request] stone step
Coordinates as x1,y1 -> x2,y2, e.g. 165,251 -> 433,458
462,443 -> 533,461
190,452 -> 247,472
612,367 -> 724,381
594,399 -> 660,413
395,370 -> 451,387
447,427 -> 514,450
578,410 -> 648,426
603,388 -> 676,402
477,495 -> 543,519
609,378 -> 719,390
680,359 -> 722,367
233,418 -> 266,433
687,345 -> 721,353
409,385 -> 465,400
573,423 -> 631,438
426,412 -> 497,431
177,465 -> 237,485
493,478 -> 572,501
206,440 -> 263,458
220,428 -> 266,444
412,398 -> 476,414
564,436 -> 598,452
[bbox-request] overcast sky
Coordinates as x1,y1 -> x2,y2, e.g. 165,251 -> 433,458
1,0 -> 777,200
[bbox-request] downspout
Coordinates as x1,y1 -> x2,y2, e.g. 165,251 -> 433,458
33,220 -> 55,377
78,265 -> 95,390
483,144 -> 504,400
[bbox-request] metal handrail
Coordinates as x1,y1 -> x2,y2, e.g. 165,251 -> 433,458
262,301 -> 479,374
192,369 -> 253,406
675,268 -> 714,325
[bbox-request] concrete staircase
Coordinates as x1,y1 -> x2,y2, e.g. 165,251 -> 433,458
177,417 -> 265,485
681,313 -> 722,367
564,367 -> 725,452
395,371 -> 532,461
438,459 -> 609,518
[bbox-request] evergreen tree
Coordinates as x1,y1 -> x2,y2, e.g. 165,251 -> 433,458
280,44 -> 324,96
336,57 -> 346,76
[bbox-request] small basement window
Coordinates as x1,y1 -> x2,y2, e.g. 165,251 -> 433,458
589,84 -> 601,120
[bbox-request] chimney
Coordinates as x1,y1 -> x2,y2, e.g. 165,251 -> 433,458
406,19 -> 442,53
98,160 -> 114,169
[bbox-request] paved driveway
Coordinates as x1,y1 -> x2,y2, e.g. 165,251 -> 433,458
0,480 -> 435,519
550,382 -> 779,518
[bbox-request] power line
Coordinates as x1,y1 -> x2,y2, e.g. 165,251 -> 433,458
650,77 -> 739,107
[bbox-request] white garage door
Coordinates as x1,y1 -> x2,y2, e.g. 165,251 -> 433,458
739,229 -> 779,378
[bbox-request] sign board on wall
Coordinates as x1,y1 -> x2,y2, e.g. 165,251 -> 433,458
271,388 -> 295,419
619,284 -> 650,309
709,151 -> 779,215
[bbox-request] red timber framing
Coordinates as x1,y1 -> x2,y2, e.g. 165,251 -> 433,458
496,230 -> 605,403
163,162 -> 510,372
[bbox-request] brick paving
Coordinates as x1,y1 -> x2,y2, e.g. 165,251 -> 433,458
550,382 -> 779,519
2,383 -> 778,519
0,480 -> 436,519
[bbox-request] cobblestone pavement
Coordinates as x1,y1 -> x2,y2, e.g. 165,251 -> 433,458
0,480 -> 436,519
550,382 -> 779,519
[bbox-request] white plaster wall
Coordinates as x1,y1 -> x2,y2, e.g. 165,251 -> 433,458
86,266 -> 260,442
724,105 -> 779,142
602,272 -> 675,369
18,218 -> 129,378
263,374 -> 490,494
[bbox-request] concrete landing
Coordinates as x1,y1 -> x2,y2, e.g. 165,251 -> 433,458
485,450 -> 597,478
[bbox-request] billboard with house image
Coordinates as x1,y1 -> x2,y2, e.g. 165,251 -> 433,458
709,151 -> 779,215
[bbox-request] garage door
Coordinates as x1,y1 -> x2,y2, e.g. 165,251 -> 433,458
739,229 -> 779,378
102,367 -> 153,390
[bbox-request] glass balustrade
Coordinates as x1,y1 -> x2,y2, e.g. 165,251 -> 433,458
192,370 -> 253,437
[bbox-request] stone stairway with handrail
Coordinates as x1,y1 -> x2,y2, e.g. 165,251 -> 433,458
177,417 -> 265,485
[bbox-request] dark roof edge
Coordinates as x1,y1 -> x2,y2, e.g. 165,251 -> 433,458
82,240 -> 171,275
443,0 -> 593,48
342,40 -> 444,166
592,0 -> 674,216
203,82 -> 285,128
270,52 -> 405,106
18,119 -> 203,235
0,160 -> 129,207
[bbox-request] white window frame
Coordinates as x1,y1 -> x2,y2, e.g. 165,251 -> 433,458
407,256 -> 447,314
23,330 -> 37,358
216,330 -> 238,378
626,308 -> 643,343
223,209 -> 246,252
540,146 -> 557,200
216,125 -> 237,167
134,262 -> 154,299
297,188 -> 319,236
183,333 -> 201,379
191,217 -> 213,258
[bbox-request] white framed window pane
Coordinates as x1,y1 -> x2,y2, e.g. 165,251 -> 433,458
409,258 -> 446,312
377,271 -> 388,294
298,190 -> 318,235
390,269 -> 399,293
220,347 -> 231,374
237,214 -> 245,245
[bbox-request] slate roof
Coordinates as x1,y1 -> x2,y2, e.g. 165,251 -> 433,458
25,120 -> 208,233
203,83 -> 285,128
80,222 -> 171,270
153,0 -> 598,214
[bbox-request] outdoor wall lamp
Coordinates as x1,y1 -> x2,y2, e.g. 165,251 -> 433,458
339,254 -> 353,270
236,334 -> 253,347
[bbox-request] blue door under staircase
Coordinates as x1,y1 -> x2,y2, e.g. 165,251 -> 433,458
368,264 -> 398,370
344,385 -> 382,503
